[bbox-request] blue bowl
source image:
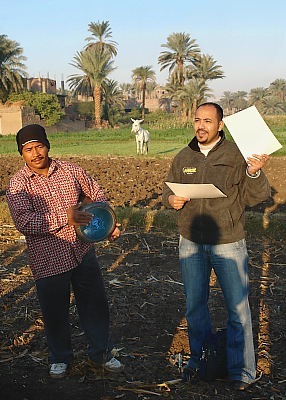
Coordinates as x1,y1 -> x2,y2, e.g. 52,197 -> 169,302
76,202 -> 116,243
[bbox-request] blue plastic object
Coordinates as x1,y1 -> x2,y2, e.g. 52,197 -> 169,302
76,202 -> 116,243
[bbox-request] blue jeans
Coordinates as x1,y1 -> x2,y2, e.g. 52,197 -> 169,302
36,248 -> 113,364
179,236 -> 256,384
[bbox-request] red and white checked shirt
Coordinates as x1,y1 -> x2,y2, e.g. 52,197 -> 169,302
6,159 -> 107,280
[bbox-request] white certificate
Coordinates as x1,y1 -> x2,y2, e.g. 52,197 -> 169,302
223,106 -> 282,160
165,182 -> 227,199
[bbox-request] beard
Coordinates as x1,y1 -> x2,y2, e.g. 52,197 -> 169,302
196,130 -> 208,143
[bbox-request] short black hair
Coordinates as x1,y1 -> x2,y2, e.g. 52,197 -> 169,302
197,102 -> 224,121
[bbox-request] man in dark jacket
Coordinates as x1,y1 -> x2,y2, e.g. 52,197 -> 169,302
162,102 -> 270,391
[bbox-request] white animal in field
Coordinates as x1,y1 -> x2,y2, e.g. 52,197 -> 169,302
131,118 -> 150,155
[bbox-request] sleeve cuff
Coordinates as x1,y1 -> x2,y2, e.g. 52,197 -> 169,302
246,168 -> 261,178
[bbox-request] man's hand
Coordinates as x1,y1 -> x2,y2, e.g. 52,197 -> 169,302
247,153 -> 270,175
67,204 -> 93,227
108,223 -> 121,242
168,194 -> 189,210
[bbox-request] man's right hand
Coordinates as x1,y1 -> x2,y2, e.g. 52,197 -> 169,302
168,195 -> 190,210
67,204 -> 93,226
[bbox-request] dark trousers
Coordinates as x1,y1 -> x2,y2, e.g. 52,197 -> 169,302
36,248 -> 113,364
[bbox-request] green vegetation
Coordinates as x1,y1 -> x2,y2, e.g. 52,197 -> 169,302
1,119 -> 285,157
8,91 -> 64,125
0,34 -> 27,103
132,65 -> 156,119
0,128 -> 190,157
264,114 -> 286,130
220,81 -> 286,115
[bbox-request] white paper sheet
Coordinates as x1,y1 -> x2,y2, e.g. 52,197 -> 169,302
223,106 -> 282,160
165,182 -> 227,199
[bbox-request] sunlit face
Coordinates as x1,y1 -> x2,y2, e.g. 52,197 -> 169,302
194,105 -> 224,145
21,141 -> 50,175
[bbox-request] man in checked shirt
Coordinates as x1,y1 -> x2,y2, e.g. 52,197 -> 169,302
6,124 -> 124,378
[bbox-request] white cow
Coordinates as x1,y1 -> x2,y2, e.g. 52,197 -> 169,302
131,118 -> 150,155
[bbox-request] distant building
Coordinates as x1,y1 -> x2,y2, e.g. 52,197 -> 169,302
124,85 -> 171,113
74,84 -> 172,113
25,77 -> 57,94
77,94 -> 94,102
24,77 -> 67,108
0,102 -> 40,135
144,85 -> 171,112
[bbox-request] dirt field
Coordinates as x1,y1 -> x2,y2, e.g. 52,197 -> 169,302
0,155 -> 286,400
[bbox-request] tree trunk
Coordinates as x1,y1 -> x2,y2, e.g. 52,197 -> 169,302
142,86 -> 146,119
191,99 -> 198,119
178,61 -> 185,86
181,101 -> 188,119
94,85 -> 101,127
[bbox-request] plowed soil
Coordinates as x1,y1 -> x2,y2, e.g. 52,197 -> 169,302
0,155 -> 286,400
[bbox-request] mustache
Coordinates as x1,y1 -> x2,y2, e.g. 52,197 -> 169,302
31,156 -> 44,162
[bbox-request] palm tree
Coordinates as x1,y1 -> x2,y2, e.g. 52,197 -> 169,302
268,78 -> 286,102
260,96 -> 284,115
119,82 -> 132,98
158,32 -> 200,86
132,66 -> 156,118
0,34 -> 27,102
162,82 -> 181,115
146,81 -> 157,97
231,91 -> 248,112
178,79 -> 213,118
85,20 -> 118,57
67,48 -> 115,127
219,91 -> 235,114
188,54 -> 224,84
248,87 -> 269,108
101,79 -> 124,127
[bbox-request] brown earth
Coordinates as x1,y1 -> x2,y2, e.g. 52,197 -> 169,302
0,155 -> 286,400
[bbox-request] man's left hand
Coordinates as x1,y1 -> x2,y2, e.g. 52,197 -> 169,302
247,154 -> 270,175
109,223 -> 121,242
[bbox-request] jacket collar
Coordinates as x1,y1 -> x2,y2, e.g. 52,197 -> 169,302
188,130 -> 225,152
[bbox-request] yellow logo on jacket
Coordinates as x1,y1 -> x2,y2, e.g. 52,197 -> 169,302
183,167 -> 197,175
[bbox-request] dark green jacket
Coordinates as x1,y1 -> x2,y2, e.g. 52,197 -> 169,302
162,132 -> 271,244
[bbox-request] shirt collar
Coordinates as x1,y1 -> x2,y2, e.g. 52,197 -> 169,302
23,158 -> 56,177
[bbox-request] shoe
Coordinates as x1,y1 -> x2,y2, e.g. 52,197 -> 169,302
182,365 -> 199,383
103,357 -> 124,373
233,380 -> 250,391
49,363 -> 68,379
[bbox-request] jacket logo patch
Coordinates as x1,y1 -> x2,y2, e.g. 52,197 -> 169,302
182,167 -> 197,175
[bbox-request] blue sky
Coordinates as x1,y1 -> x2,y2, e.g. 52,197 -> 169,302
2,0 -> 286,99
